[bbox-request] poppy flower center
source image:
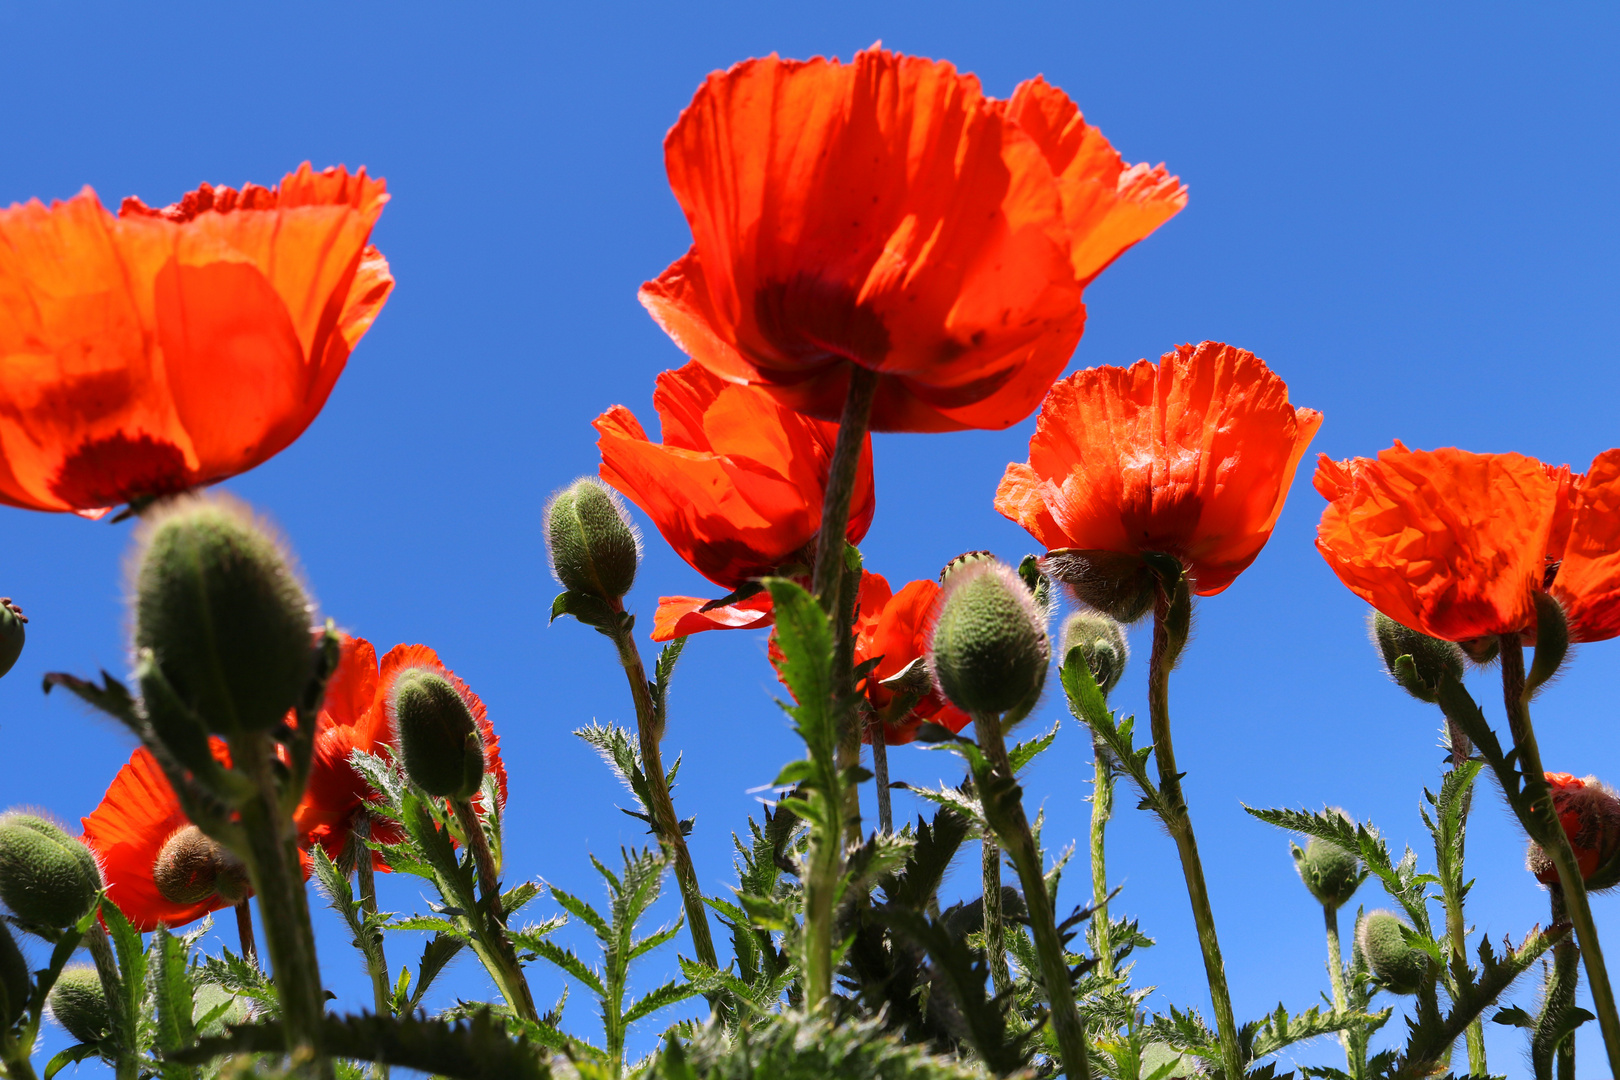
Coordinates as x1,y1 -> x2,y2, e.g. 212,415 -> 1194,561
754,275 -> 891,369
49,432 -> 194,509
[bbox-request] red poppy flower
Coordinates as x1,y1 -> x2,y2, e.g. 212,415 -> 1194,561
0,163 -> 393,516
596,361 -> 874,640
1314,445 -> 1620,644
1529,772 -> 1620,885
996,342 -> 1322,603
640,47 -> 1185,434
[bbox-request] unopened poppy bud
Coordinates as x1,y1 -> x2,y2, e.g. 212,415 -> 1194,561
47,967 -> 109,1045
0,814 -> 102,929
1356,910 -> 1431,995
1060,610 -> 1128,696
1527,772 -> 1620,890
153,826 -> 250,906
1291,813 -> 1362,910
939,550 -> 995,582
0,598 -> 25,679
1039,549 -> 1157,625
1370,612 -> 1464,703
132,495 -> 313,734
928,560 -> 1050,718
0,921 -> 28,1026
546,478 -> 640,602
391,669 -> 485,799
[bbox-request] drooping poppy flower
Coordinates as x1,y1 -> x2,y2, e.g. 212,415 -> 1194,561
996,342 -> 1322,611
596,361 -> 874,640
0,163 -> 393,516
1527,772 -> 1620,887
640,47 -> 1185,434
1314,445 -> 1620,644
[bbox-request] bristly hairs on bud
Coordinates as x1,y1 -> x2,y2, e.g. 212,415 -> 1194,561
1060,609 -> 1129,697
928,558 -> 1051,720
545,477 -> 642,603
0,810 -> 104,930
1355,909 -> 1432,995
1367,610 -> 1465,704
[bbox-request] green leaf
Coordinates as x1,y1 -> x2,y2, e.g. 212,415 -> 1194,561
764,577 -> 838,765
1008,721 -> 1059,774
43,1043 -> 98,1080
551,589 -> 620,631
150,924 -> 196,1055
622,978 -> 697,1025
527,938 -> 606,997
408,933 -> 465,1013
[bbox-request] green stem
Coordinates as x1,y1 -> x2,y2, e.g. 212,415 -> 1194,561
1500,636 -> 1620,1078
1442,723 -> 1487,1076
1323,904 -> 1353,1069
982,836 -> 1011,998
976,713 -> 1092,1080
84,926 -> 134,1080
1090,736 -> 1115,981
1534,887 -> 1579,1080
0,1030 -> 39,1080
1148,598 -> 1242,1080
449,797 -> 538,1022
608,621 -> 719,971
350,820 -> 392,1024
801,769 -> 845,1014
870,714 -> 893,834
234,900 -> 259,968
809,365 -> 878,609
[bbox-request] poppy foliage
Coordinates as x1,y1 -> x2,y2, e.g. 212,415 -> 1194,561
996,341 -> 1322,602
0,163 -> 393,515
1315,445 -> 1620,644
595,361 -> 874,640
640,47 -> 1185,433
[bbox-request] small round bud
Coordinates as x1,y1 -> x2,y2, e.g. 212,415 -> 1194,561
928,560 -> 1050,718
1060,610 -> 1129,696
153,826 -> 250,906
132,494 -> 313,734
1356,910 -> 1431,995
47,966 -> 110,1045
1527,772 -> 1620,890
1039,549 -> 1157,625
0,813 -> 102,929
0,598 -> 26,680
1291,813 -> 1362,910
391,669 -> 485,799
1369,612 -> 1464,702
0,920 -> 29,1026
547,478 -> 640,602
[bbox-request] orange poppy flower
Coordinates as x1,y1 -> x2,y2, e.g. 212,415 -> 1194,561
1529,772 -> 1620,885
639,47 -> 1185,434
595,361 -> 874,640
0,163 -> 393,515
1314,445 -> 1620,644
996,342 -> 1322,603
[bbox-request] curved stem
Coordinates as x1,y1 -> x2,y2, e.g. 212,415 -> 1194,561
1148,599 -> 1242,1080
982,836 -> 1010,998
1500,636 -> 1620,1077
450,797 -> 538,1022
1090,737 -> 1115,981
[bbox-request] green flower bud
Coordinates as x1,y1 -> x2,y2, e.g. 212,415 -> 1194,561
1291,813 -> 1362,910
547,478 -> 640,602
0,813 -> 102,929
153,826 -> 250,906
928,560 -> 1050,718
1369,612 -> 1465,702
47,966 -> 109,1045
391,669 -> 485,799
132,495 -> 313,734
0,920 -> 29,1026
1356,910 -> 1431,995
1060,610 -> 1129,696
939,550 -> 995,582
0,598 -> 26,680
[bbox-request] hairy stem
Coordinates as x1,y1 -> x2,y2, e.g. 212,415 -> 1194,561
450,796 -> 538,1022
349,820 -> 392,1023
870,715 -> 893,834
1500,636 -> 1620,1077
976,713 -> 1092,1080
1090,736 -> 1115,980
1323,904 -> 1354,1071
85,925 -> 135,1080
810,365 -> 878,609
982,836 -> 1011,998
234,901 -> 259,968
608,620 -> 719,970
1533,887 -> 1579,1080
1149,598 -> 1242,1080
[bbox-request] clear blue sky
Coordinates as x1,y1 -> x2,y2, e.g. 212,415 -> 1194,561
1,3 -> 1617,1075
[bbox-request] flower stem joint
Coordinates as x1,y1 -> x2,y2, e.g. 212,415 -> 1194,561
929,558 -> 1051,721
1356,910 -> 1433,995
391,668 -> 486,800
0,813 -> 103,929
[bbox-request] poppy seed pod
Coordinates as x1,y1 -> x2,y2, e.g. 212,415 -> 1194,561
47,967 -> 110,1046
153,826 -> 250,907
392,668 -> 485,799
1292,818 -> 1362,910
1369,612 -> 1465,702
1060,610 -> 1129,696
928,560 -> 1051,718
1356,910 -> 1431,995
0,920 -> 28,1026
132,495 -> 313,735
1527,772 -> 1620,889
0,598 -> 24,679
547,478 -> 640,603
0,813 -> 102,929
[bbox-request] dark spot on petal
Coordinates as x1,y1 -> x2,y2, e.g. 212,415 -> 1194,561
50,432 -> 195,509
755,274 -> 891,368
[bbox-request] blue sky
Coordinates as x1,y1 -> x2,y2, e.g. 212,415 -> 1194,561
1,2 -> 1617,1075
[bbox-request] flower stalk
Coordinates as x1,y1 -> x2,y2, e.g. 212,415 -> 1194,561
449,796 -> 538,1022
1090,736 -> 1115,981
982,836 -> 1011,997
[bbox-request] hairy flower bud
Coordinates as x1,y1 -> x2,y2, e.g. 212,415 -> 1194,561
0,920 -> 28,1026
928,560 -> 1050,718
1356,910 -> 1431,995
47,966 -> 109,1045
547,478 -> 640,602
0,598 -> 25,680
1039,549 -> 1157,625
1060,610 -> 1129,696
939,550 -> 995,582
391,669 -> 486,799
1527,772 -> 1620,890
1369,612 -> 1464,702
153,826 -> 250,907
1291,813 -> 1362,910
132,494 -> 313,734
0,813 -> 102,929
